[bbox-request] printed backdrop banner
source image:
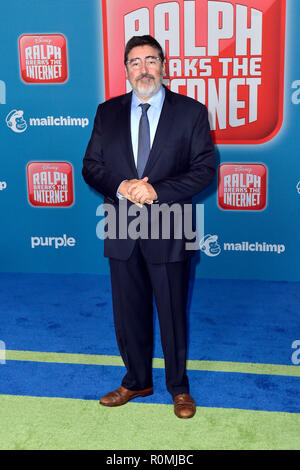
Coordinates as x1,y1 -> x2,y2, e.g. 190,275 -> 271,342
0,0 -> 299,281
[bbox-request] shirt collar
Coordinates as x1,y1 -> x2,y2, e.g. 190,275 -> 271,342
131,85 -> 165,110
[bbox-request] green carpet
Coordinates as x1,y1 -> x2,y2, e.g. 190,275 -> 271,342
1,394 -> 300,450
6,349 -> 300,377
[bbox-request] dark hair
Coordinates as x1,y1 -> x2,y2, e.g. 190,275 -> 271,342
124,35 -> 165,64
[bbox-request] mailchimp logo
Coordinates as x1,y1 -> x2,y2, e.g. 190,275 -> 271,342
5,110 -> 89,133
6,110 -> 27,133
200,234 -> 286,257
199,234 -> 222,257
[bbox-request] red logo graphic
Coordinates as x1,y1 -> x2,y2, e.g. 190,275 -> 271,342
27,162 -> 74,207
218,163 -> 267,210
102,0 -> 286,144
19,34 -> 68,84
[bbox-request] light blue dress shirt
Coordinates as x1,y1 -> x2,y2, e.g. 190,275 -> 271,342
117,85 -> 165,199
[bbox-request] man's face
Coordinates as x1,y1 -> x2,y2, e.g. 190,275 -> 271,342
125,45 -> 165,101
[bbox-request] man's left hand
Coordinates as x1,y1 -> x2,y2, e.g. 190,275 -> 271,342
127,177 -> 158,205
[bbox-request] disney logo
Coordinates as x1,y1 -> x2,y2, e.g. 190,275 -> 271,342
34,37 -> 52,44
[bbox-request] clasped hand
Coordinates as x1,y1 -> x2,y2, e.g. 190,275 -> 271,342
118,177 -> 157,207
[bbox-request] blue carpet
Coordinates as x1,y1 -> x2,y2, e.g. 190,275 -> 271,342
1,360 -> 300,413
0,273 -> 299,365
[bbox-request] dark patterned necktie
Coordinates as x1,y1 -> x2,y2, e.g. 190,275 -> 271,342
137,103 -> 151,178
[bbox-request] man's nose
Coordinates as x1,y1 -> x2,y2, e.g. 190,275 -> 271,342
140,60 -> 149,73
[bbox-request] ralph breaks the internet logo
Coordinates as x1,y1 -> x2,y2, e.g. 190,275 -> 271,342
27,162 -> 74,207
102,0 -> 286,145
19,34 -> 68,84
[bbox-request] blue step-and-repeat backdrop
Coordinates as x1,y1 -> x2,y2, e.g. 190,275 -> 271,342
0,0 -> 299,281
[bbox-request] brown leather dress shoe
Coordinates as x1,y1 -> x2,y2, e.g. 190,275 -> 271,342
99,386 -> 153,407
173,393 -> 196,418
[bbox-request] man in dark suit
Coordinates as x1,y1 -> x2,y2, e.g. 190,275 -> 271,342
82,35 -> 215,418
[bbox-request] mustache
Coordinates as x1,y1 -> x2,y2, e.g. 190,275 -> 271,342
135,73 -> 155,81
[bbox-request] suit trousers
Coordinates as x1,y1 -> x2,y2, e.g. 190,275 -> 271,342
109,240 -> 191,397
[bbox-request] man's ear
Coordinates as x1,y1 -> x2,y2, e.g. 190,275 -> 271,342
125,66 -> 128,79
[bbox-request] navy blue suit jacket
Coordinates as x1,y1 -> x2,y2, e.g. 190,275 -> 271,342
82,86 -> 215,263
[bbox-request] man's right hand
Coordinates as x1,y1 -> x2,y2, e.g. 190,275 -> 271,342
118,178 -> 153,207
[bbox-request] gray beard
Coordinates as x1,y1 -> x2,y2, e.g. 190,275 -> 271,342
130,76 -> 163,100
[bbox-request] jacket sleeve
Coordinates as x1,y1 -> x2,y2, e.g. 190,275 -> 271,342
82,104 -> 126,203
151,106 -> 215,203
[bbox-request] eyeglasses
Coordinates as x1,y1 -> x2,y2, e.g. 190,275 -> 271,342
126,56 -> 162,70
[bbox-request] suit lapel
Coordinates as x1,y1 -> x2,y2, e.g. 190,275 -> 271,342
119,92 -> 138,179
